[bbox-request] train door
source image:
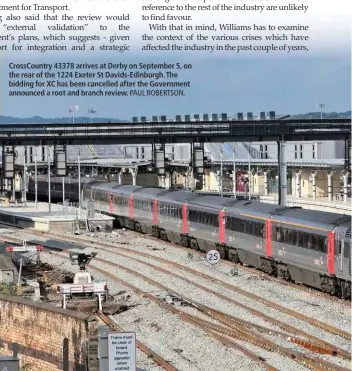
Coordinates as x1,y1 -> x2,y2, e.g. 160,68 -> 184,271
182,203 -> 188,234
109,194 -> 113,214
327,232 -> 335,275
265,219 -> 272,258
219,209 -> 225,244
153,199 -> 158,225
129,194 -> 134,219
335,232 -> 344,275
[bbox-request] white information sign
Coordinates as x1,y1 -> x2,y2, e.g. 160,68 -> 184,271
108,332 -> 136,371
206,250 -> 221,265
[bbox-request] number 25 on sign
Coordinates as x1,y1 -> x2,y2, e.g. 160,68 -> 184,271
206,250 -> 220,265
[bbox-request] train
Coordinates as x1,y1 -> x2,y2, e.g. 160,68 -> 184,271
27,176 -> 351,299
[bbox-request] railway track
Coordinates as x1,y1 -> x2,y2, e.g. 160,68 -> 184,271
1,220 -> 349,305
41,249 -> 352,371
1,233 -> 350,370
20,230 -> 351,342
137,232 -> 351,307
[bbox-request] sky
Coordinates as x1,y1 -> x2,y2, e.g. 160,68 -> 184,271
1,0 -> 351,119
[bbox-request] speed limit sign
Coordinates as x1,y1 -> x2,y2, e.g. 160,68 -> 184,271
206,250 -> 221,265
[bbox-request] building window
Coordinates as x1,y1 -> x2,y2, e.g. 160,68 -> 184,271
141,147 -> 145,159
312,144 -> 315,159
294,145 -> 298,159
259,145 -> 268,159
29,147 -> 33,163
41,147 -> 45,161
136,147 -> 139,159
300,144 -> 303,159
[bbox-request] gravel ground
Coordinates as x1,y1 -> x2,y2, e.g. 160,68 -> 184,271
37,251 -> 265,371
22,248 -> 351,371
84,245 -> 351,352
2,228 -> 351,370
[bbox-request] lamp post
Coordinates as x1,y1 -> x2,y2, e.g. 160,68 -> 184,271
48,148 -> 51,213
232,150 -> 236,199
33,147 -> 38,210
220,148 -> 223,197
317,102 -> 325,120
23,147 -> 27,207
69,105 -> 79,124
88,108 -> 97,123
248,145 -> 251,200
78,150 -> 81,217
62,177 -> 65,206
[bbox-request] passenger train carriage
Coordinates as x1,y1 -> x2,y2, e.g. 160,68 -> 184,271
27,177 -> 352,299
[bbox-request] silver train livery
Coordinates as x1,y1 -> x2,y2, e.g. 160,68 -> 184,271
27,176 -> 351,299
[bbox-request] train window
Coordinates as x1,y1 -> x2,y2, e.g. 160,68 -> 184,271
252,222 -> 258,236
257,223 -> 264,238
160,203 -> 165,215
192,210 -> 197,222
311,235 -> 317,251
297,232 -> 303,246
189,210 -> 194,221
276,227 -> 282,242
307,234 -> 312,249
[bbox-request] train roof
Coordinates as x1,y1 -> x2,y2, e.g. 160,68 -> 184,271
189,195 -> 238,209
111,185 -> 143,194
157,190 -> 200,203
91,182 -> 120,190
134,187 -> 172,198
273,208 -> 351,229
226,201 -> 291,218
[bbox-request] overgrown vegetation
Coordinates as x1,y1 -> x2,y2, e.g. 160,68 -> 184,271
21,362 -> 33,371
0,282 -> 23,295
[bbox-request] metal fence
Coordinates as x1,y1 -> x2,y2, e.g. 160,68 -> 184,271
55,201 -> 96,218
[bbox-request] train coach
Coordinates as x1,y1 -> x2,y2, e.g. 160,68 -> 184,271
27,177 -> 351,299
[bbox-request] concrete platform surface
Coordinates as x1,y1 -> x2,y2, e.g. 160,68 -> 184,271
0,201 -> 114,232
0,201 -> 112,221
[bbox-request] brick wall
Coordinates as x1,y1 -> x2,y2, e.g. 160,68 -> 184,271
0,294 -> 98,371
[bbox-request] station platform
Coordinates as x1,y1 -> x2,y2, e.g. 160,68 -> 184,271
260,195 -> 351,214
0,201 -> 114,233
